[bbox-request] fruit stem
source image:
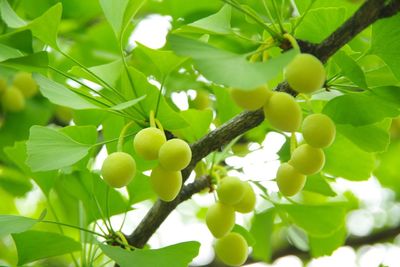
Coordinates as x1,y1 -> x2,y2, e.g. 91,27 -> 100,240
117,121 -> 135,152
283,33 -> 299,50
290,132 -> 298,154
155,118 -> 164,134
149,110 -> 156,128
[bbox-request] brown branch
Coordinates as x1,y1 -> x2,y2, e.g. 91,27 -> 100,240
126,0 -> 400,249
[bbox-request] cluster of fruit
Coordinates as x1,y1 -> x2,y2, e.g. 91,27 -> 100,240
0,72 -> 38,112
134,125 -> 192,202
206,176 -> 256,266
230,53 -> 336,197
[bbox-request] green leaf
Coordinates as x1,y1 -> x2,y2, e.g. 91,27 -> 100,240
12,230 -> 81,265
178,4 -> 232,35
100,241 -> 200,267
0,43 -> 23,61
232,224 -> 255,247
323,133 -> 375,181
127,172 -> 155,204
0,30 -> 33,53
370,86 -> 400,109
370,13 -> 400,81
303,174 -> 336,197
169,34 -> 297,89
0,165 -> 32,196
111,95 -> 146,111
333,51 -> 368,89
280,204 -> 346,237
26,126 -> 95,172
323,93 -> 399,126
336,120 -> 390,153
0,215 -> 37,237
309,226 -> 346,257
174,109 -> 213,143
26,3 -> 62,49
249,208 -> 275,262
374,140 -> 400,194
1,51 -> 48,73
0,0 -> 27,28
34,74 -> 103,110
99,0 -> 146,39
212,86 -> 241,123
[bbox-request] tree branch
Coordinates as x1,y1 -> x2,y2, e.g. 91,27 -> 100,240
126,0 -> 400,249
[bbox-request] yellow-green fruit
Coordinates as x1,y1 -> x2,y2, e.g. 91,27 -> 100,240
289,144 -> 325,175
217,177 -> 246,205
206,202 -> 235,238
150,165 -> 182,202
2,86 -> 25,112
302,114 -> 336,148
55,106 -> 73,124
134,127 -> 166,160
101,152 -> 136,188
230,85 -> 272,111
191,90 -> 211,110
158,138 -> 191,171
285,53 -> 326,94
13,72 -> 38,98
263,92 -> 302,132
0,77 -> 7,95
276,163 -> 306,196
215,232 -> 248,266
233,182 -> 256,213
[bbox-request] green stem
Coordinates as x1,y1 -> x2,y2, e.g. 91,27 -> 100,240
291,0 -> 316,34
117,121 -> 135,152
94,131 -> 137,147
154,76 -> 167,118
271,0 -> 285,33
40,220 -> 107,238
262,0 -> 280,33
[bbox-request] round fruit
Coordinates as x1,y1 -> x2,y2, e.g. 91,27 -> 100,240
230,85 -> 272,111
2,86 -> 26,112
289,144 -> 325,175
217,177 -> 246,205
150,165 -> 182,202
285,53 -> 326,94
263,92 -> 302,132
13,72 -> 38,98
0,77 -> 7,95
276,163 -> 306,197
302,113 -> 336,148
158,138 -> 191,171
206,202 -> 235,238
190,90 -> 211,110
101,152 -> 136,188
134,127 -> 166,160
233,182 -> 256,213
215,232 -> 248,266
55,106 -> 73,124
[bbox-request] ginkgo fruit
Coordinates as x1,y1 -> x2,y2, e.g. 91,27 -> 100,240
190,90 -> 211,110
101,152 -> 136,188
55,106 -> 73,124
263,92 -> 302,132
134,127 -> 166,160
158,138 -> 191,171
0,77 -> 7,95
302,113 -> 336,148
13,72 -> 38,98
230,85 -> 272,111
206,202 -> 235,238
285,53 -> 326,94
233,182 -> 256,213
276,163 -> 306,196
215,232 -> 248,266
289,144 -> 325,175
217,177 -> 246,205
2,86 -> 26,112
150,165 -> 182,202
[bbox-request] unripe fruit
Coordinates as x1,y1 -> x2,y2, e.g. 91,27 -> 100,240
217,177 -> 246,205
230,85 -> 272,111
150,165 -> 182,202
55,106 -> 73,124
2,86 -> 26,112
263,92 -> 302,132
206,202 -> 235,238
215,232 -> 248,266
158,138 -> 191,171
13,72 -> 38,98
289,144 -> 325,175
233,182 -> 256,213
190,90 -> 211,110
0,77 -> 7,95
134,127 -> 166,160
302,113 -> 336,148
101,152 -> 136,188
276,163 -> 306,196
285,53 -> 326,94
